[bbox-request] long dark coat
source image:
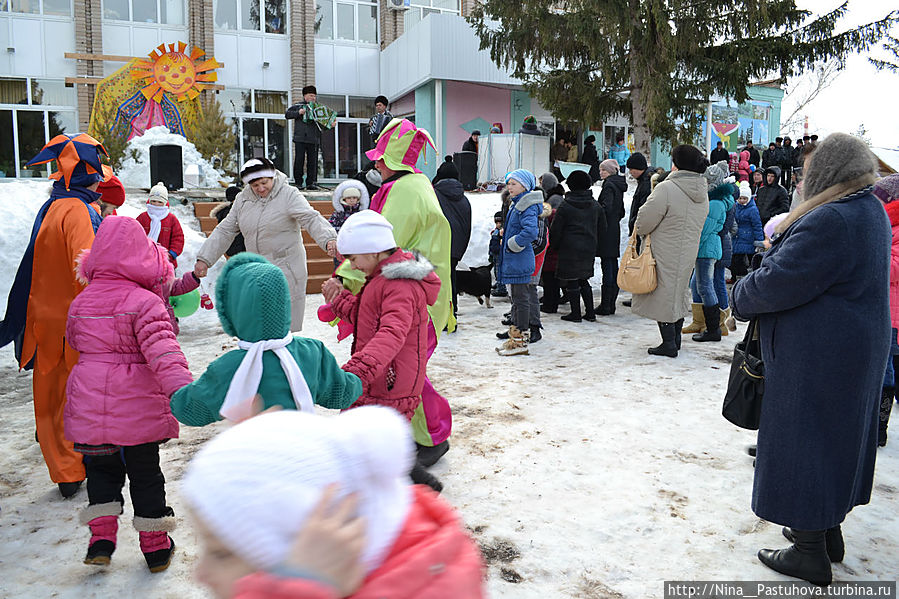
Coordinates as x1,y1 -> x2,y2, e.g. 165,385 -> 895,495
433,178 -> 472,261
581,142 -> 600,182
549,190 -> 606,281
628,169 -> 652,235
732,190 -> 890,530
596,173 -> 627,258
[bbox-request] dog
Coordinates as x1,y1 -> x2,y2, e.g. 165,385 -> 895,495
455,264 -> 493,308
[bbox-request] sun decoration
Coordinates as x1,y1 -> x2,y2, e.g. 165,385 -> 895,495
130,42 -> 222,102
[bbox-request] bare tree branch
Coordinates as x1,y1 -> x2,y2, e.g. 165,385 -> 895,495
780,61 -> 842,136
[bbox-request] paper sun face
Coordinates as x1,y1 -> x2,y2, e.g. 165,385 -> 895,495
131,41 -> 222,102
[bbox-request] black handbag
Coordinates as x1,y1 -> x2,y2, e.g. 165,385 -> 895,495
722,318 -> 765,430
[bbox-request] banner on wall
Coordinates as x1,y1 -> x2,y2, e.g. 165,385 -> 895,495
89,42 -> 222,141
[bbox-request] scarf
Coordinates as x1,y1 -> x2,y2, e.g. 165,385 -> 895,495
774,173 -> 878,235
146,204 -> 170,242
0,182 -> 101,365
220,333 -> 314,421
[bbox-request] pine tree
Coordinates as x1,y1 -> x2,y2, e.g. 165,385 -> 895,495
469,1 -> 898,153
869,34 -> 899,74
187,98 -> 238,176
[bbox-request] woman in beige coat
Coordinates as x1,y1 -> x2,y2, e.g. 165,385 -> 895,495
194,158 -> 337,331
631,145 -> 709,357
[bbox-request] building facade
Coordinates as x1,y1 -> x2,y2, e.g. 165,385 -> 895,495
1,1 -> 783,181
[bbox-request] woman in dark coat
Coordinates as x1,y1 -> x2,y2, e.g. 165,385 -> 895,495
581,135 -> 600,182
595,159 -> 627,315
549,170 -> 606,322
732,133 -> 890,586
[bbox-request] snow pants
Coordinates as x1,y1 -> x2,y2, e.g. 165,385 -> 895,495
84,443 -> 168,519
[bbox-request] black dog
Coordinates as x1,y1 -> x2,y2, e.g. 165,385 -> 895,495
455,265 -> 493,308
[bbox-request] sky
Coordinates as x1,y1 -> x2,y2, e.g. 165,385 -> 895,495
782,1 -> 899,148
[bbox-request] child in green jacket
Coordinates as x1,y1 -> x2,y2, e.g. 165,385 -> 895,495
170,253 -> 362,425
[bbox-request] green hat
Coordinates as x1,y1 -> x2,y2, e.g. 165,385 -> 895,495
215,253 -> 291,342
365,118 -> 436,173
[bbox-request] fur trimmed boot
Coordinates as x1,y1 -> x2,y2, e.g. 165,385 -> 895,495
879,386 -> 894,447
692,305 -> 722,342
758,529 -> 832,586
682,303 -> 704,334
496,326 -> 529,356
135,510 -> 177,573
81,502 -> 123,566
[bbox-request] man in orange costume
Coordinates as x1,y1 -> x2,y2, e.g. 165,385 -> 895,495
0,134 -> 109,498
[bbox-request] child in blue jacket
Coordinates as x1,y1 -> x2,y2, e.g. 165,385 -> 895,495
732,181 -> 764,278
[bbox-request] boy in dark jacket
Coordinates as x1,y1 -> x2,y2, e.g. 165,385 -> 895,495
755,166 -> 791,224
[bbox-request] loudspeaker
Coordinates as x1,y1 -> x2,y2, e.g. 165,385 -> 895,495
149,144 -> 183,191
454,151 -> 477,191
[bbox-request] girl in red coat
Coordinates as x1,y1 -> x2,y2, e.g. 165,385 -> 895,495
322,210 -> 444,491
137,182 -> 185,266
183,407 -> 485,599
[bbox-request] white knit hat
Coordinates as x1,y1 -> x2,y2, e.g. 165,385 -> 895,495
738,181 -> 751,198
240,158 -> 276,184
341,186 -> 362,200
181,407 -> 414,572
148,182 -> 168,203
336,209 -> 396,255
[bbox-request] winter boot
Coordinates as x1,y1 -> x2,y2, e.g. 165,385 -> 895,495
501,314 -> 513,326
692,305 -> 722,342
595,285 -> 615,316
879,386 -> 894,447
490,284 -> 508,297
496,326 -> 529,356
682,303 -> 705,334
581,286 -> 597,321
758,529 -> 832,586
58,480 -> 83,499
722,306 -> 737,333
410,461 -> 443,493
561,289 -> 582,322
529,325 -> 542,343
782,525 -> 844,563
496,329 -> 510,339
648,322 -> 678,358
135,510 -> 177,573
673,318 -> 684,350
416,440 -> 449,468
82,503 -> 122,566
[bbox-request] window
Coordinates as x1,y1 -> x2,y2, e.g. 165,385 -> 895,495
219,88 -> 291,175
1,0 -> 71,15
315,0 -> 377,43
0,77 -> 76,178
213,0 -> 286,33
103,0 -> 185,25
404,0 -> 458,31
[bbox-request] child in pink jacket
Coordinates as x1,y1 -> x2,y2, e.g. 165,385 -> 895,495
183,407 -> 485,599
65,216 -> 193,573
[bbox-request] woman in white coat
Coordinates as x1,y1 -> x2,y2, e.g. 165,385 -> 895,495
194,158 -> 337,331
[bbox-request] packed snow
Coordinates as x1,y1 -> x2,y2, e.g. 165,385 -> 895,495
117,126 -> 227,190
1,179 -> 897,598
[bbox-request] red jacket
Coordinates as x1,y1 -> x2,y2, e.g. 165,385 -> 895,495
136,211 -> 185,266
330,250 -> 440,419
232,486 -> 485,599
885,202 -> 899,330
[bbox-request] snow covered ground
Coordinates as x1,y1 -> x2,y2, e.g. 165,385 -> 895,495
1,180 -> 897,598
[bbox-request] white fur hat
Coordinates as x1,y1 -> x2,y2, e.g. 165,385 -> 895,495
182,407 -> 414,572
337,209 -> 396,255
148,182 -> 168,203
738,181 -> 751,198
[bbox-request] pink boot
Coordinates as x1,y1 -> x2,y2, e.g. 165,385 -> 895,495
135,512 -> 177,573
80,503 -> 122,566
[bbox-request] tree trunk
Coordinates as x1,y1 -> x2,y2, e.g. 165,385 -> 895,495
629,85 -> 652,157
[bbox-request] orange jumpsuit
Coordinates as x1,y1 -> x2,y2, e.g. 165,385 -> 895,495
20,197 -> 97,483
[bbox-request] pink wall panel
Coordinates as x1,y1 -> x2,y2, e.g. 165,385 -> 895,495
443,81 -> 510,157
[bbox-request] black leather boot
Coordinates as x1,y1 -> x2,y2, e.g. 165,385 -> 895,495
416,440 -> 450,467
595,285 -> 613,315
561,288 -> 582,322
782,525 -> 844,563
692,305 -> 722,342
648,322 -> 678,357
758,529 -> 832,586
581,286 -> 596,321
58,480 -> 83,499
673,318 -> 684,350
530,325 -> 542,343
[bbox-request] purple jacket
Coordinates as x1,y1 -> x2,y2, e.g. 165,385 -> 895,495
64,216 -> 193,446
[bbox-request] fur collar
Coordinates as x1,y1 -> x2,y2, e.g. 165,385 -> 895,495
775,174 -> 877,235
381,252 -> 435,281
513,190 -> 545,212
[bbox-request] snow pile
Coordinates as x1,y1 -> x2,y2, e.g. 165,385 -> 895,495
117,126 -> 227,190
0,181 -> 53,313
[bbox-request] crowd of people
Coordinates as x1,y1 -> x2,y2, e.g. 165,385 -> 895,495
0,117 -> 897,594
